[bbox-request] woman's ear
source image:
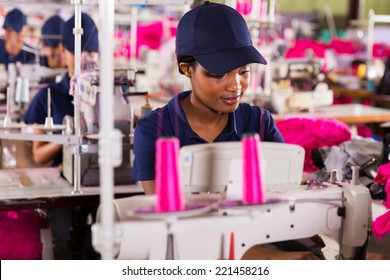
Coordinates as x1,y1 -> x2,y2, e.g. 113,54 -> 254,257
179,62 -> 192,78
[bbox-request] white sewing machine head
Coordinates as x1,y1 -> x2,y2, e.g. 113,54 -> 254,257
72,67 -> 144,134
180,142 -> 305,197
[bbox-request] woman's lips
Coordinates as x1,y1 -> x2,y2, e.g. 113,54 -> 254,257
221,95 -> 241,105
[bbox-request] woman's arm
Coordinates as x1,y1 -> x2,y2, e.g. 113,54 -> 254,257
141,180 -> 155,195
31,129 -> 62,165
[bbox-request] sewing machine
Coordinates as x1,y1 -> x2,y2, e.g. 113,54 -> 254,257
62,68 -> 145,186
270,82 -> 334,114
267,55 -> 333,114
92,142 -> 371,260
0,62 -> 66,112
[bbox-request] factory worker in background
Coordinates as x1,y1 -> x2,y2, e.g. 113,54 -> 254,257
0,8 -> 36,68
40,15 -> 66,69
23,12 -> 99,259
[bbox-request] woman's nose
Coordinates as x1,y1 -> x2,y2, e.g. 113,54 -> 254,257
226,73 -> 242,92
7,33 -> 19,44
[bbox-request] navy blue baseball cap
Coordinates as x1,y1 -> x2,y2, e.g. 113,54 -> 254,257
176,1 -> 266,75
3,8 -> 27,33
41,15 -> 64,47
62,12 -> 99,53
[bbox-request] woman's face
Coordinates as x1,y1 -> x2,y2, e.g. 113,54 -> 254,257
44,43 -> 66,69
4,29 -> 25,56
185,63 -> 251,114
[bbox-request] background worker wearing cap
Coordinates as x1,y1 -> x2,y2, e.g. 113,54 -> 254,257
0,8 -> 36,68
23,13 -> 99,259
132,1 -> 284,195
39,15 -> 66,69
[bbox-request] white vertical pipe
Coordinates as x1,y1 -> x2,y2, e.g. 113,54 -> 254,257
358,0 -> 366,20
323,4 -> 337,39
73,2 -> 82,135
72,1 -> 82,194
99,0 -> 115,260
129,6 -> 138,68
225,0 -> 237,9
72,0 -> 83,193
250,0 -> 260,21
47,88 -> 51,118
269,0 -> 276,23
367,9 -> 374,64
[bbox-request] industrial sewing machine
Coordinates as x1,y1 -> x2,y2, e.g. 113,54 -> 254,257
270,83 -> 334,114
268,56 -> 333,114
0,62 -> 66,111
62,68 -> 145,186
92,142 -> 372,260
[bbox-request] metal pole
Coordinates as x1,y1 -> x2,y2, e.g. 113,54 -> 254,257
71,0 -> 84,194
99,0 -> 115,260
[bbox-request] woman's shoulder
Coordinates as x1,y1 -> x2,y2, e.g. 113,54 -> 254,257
237,102 -> 266,116
31,87 -> 48,101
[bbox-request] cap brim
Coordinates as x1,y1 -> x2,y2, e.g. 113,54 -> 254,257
194,46 -> 267,75
3,23 -> 23,33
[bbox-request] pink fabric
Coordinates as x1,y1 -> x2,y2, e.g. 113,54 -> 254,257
276,118 -> 352,172
372,210 -> 390,240
236,0 -> 252,15
285,39 -> 327,59
374,162 -> 390,185
0,210 -> 45,260
113,19 -> 177,59
372,163 -> 390,240
328,38 -> 358,54
373,43 -> 390,59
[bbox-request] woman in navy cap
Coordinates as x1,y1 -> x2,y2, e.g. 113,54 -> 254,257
24,12 -> 99,166
23,12 -> 99,257
132,2 -> 323,260
39,15 -> 66,69
0,8 -> 36,68
132,2 -> 284,195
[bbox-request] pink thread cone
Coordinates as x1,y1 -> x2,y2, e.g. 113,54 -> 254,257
155,137 -> 184,212
242,133 -> 266,204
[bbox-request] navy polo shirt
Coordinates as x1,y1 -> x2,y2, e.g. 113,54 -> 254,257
24,74 -> 73,166
0,39 -> 36,68
132,91 -> 284,181
39,55 -> 48,67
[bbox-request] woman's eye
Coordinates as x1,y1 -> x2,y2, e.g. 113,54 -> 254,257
240,69 -> 250,75
207,73 -> 225,79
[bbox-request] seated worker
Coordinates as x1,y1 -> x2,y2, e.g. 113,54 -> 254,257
24,12 -> 99,166
132,1 -> 284,195
23,13 -> 99,259
39,15 -> 66,69
0,8 -> 36,68
132,2 -> 323,260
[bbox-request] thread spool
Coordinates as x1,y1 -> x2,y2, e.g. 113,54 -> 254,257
330,169 -> 339,184
3,87 -> 12,127
242,133 -> 266,204
44,88 -> 54,128
155,137 -> 184,212
351,166 -> 360,185
141,97 -> 153,117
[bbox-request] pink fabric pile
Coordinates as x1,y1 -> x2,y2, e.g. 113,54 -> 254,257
276,118 -> 352,172
372,162 -> 390,240
0,210 -> 48,259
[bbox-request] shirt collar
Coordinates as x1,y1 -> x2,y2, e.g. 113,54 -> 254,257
167,91 -> 238,140
57,74 -> 70,95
